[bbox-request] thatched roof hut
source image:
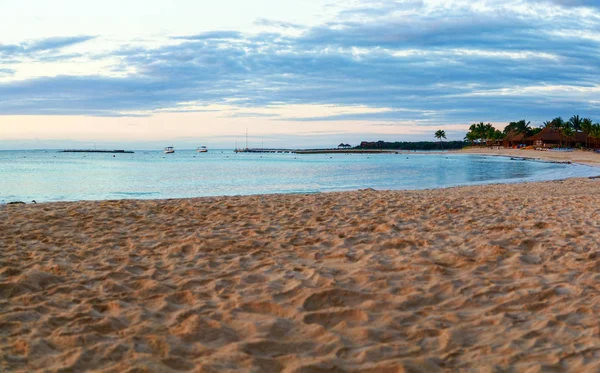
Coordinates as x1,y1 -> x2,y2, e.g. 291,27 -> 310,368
574,132 -> 589,144
525,127 -> 589,147
503,131 -> 526,147
526,127 -> 561,145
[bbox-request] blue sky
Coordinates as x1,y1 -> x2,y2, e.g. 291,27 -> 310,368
1,0 -> 599,149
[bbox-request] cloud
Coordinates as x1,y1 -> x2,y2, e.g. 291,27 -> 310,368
172,31 -> 243,40
1,0 -> 599,127
0,68 -> 15,77
0,35 -> 96,57
26,35 -> 97,52
253,18 -> 303,29
544,0 -> 600,7
336,0 -> 425,18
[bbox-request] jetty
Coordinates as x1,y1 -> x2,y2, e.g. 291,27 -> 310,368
235,148 -> 294,154
60,149 -> 135,154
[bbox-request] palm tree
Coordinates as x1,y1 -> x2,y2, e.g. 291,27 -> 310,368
504,120 -> 532,136
530,127 -> 543,136
473,122 -> 492,145
568,115 -> 583,132
435,130 -> 447,149
517,120 -> 532,136
484,123 -> 496,146
561,125 -> 575,148
489,129 -> 505,146
591,123 -> 600,149
475,122 -> 488,144
581,118 -> 593,149
550,117 -> 565,129
550,117 -> 566,147
465,131 -> 477,146
467,123 -> 480,146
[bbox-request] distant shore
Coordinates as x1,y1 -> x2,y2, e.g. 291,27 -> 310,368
238,147 -> 600,166
236,148 -> 400,154
454,147 -> 600,167
60,149 -> 135,154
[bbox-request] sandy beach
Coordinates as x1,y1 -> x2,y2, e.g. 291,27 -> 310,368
2,173 -> 600,372
457,148 -> 600,166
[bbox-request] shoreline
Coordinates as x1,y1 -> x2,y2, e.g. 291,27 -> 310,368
453,147 -> 600,167
3,150 -> 600,205
3,178 -> 600,371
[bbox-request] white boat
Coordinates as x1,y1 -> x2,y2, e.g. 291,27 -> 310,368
197,146 -> 208,153
164,146 -> 175,154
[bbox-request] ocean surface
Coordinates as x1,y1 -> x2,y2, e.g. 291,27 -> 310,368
1,149 -> 599,203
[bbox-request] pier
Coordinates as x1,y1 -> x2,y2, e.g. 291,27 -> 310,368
235,148 -> 294,154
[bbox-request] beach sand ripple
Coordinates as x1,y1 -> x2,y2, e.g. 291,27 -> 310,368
2,178 -> 600,372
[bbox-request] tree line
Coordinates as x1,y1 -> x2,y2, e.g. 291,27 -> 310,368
464,115 -> 600,148
357,140 -> 465,150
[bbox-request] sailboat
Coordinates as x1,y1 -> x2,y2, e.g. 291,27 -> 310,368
234,126 -> 249,153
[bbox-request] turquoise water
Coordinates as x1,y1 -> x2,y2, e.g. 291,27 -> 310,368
1,150 -> 598,203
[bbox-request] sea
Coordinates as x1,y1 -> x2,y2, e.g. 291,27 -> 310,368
1,149 -> 599,203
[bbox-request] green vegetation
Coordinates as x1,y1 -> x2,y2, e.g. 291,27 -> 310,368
358,115 -> 600,151
464,122 -> 504,145
357,140 -> 466,151
462,115 -> 600,149
590,122 -> 600,149
503,120 -> 537,137
582,118 -> 593,148
542,115 -> 596,148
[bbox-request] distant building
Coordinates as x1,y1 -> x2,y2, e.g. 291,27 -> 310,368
525,127 -> 588,148
359,141 -> 385,148
503,131 -> 526,148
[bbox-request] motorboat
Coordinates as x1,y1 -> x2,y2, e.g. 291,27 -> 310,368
164,146 -> 175,154
197,146 -> 208,153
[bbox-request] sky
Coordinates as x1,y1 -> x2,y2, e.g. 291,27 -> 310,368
1,0 -> 599,149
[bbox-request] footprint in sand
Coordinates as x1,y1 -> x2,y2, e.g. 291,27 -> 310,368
303,309 -> 369,328
302,289 -> 368,311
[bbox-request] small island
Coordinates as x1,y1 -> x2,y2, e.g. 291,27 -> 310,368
60,149 -> 135,154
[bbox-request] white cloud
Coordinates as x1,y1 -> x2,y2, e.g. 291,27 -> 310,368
1,0 -> 599,146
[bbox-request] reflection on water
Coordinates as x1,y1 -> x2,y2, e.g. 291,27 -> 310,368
0,150 -> 598,203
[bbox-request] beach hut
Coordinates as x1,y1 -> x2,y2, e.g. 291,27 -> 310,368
524,127 -> 589,148
574,132 -> 589,147
503,131 -> 525,148
525,127 -> 561,147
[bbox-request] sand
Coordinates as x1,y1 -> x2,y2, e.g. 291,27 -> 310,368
2,177 -> 600,372
457,148 -> 600,166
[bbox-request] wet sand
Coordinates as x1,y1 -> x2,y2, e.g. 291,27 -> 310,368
2,178 -> 600,372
